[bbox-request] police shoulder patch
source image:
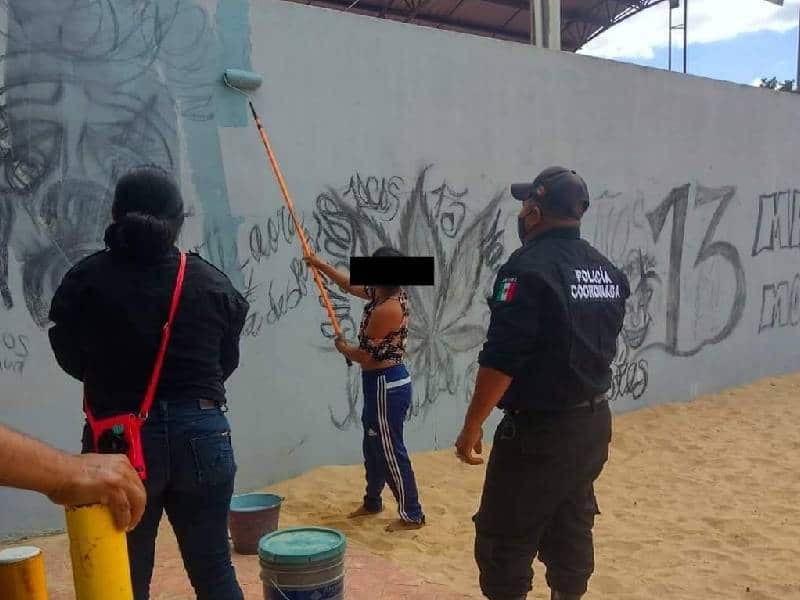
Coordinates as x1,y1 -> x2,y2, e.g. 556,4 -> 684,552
493,276 -> 518,302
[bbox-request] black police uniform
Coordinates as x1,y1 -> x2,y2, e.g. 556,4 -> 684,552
473,225 -> 630,599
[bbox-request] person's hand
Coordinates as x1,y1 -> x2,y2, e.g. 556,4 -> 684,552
48,453 -> 147,532
304,253 -> 326,271
334,335 -> 348,355
455,424 -> 484,465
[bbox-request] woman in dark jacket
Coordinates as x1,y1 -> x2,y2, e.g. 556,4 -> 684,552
48,166 -> 248,600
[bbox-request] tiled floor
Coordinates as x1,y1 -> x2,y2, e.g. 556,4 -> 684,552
1,526 -> 475,599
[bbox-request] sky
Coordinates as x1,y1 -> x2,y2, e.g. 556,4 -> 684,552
578,0 -> 800,87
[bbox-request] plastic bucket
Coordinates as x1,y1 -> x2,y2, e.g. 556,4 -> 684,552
258,527 -> 346,600
229,493 -> 283,555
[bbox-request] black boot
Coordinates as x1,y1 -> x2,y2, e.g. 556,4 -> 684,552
551,591 -> 582,600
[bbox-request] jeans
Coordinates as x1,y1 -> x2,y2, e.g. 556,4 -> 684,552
81,398 -> 244,600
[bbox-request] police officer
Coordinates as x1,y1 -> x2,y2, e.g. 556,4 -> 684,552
456,166 -> 630,600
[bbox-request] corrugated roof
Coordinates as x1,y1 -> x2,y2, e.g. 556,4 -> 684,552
283,0 -> 666,51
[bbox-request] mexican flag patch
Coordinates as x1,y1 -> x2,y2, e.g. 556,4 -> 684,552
494,277 -> 518,302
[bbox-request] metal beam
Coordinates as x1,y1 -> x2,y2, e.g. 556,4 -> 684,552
532,0 -> 543,45
544,0 -> 561,49
529,0 -> 559,49
796,3 -> 799,90
308,0 -> 528,39
404,0 -> 432,22
478,0 -> 528,9
379,0 -> 394,17
562,9 -> 608,26
683,0 -> 687,73
288,0 -> 666,53
580,0 -> 666,48
438,0 -> 469,24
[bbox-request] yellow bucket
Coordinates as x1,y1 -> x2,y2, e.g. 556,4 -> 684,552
65,504 -> 134,600
0,545 -> 48,600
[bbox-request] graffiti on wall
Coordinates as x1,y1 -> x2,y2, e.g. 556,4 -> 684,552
751,189 -> 800,257
0,0 -> 242,329
0,0 -> 788,422
306,174 -> 752,417
590,182 -> 747,402
758,273 -> 800,332
188,202 -> 322,340
313,165 -> 507,429
0,330 -> 29,375
606,248 -> 658,401
243,211 -> 319,338
753,188 -> 800,334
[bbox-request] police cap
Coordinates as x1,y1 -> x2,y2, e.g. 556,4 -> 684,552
510,166 -> 590,219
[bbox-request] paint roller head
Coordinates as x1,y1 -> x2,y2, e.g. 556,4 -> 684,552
223,68 -> 263,92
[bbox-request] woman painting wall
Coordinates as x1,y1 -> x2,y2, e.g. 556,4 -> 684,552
306,247 -> 426,531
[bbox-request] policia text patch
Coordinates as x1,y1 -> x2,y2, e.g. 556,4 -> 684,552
570,268 -> 621,301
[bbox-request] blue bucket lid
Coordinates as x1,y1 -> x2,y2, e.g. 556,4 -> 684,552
258,527 -> 346,565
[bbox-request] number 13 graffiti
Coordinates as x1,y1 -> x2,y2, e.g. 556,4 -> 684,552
644,183 -> 746,357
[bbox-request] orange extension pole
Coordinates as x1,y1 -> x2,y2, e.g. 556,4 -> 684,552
246,100 -> 351,365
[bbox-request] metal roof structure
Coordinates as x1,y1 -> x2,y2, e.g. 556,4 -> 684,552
286,0 -> 667,52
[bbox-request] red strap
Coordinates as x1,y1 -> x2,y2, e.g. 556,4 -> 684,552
138,251 -> 187,418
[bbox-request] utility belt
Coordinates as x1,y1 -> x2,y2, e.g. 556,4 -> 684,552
84,252 -> 187,481
506,394 -> 608,418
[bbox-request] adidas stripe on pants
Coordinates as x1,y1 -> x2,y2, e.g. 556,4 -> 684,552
360,364 -> 424,523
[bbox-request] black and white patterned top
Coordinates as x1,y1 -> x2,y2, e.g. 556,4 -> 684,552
358,287 -> 409,363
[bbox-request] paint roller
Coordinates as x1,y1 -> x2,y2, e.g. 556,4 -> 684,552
222,68 -> 352,367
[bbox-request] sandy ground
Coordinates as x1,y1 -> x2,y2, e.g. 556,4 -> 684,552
263,371 -> 800,599
3,372 -> 799,599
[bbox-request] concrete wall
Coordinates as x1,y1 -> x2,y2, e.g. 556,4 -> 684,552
1,0 -> 798,539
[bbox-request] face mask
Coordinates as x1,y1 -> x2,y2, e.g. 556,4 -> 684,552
517,215 -> 528,245
518,205 -> 537,244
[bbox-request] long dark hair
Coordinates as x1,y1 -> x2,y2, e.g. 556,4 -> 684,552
104,166 -> 184,262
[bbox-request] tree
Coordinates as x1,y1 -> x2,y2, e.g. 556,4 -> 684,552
759,76 -> 797,92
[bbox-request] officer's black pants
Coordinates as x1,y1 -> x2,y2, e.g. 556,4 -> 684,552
473,401 -> 612,599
